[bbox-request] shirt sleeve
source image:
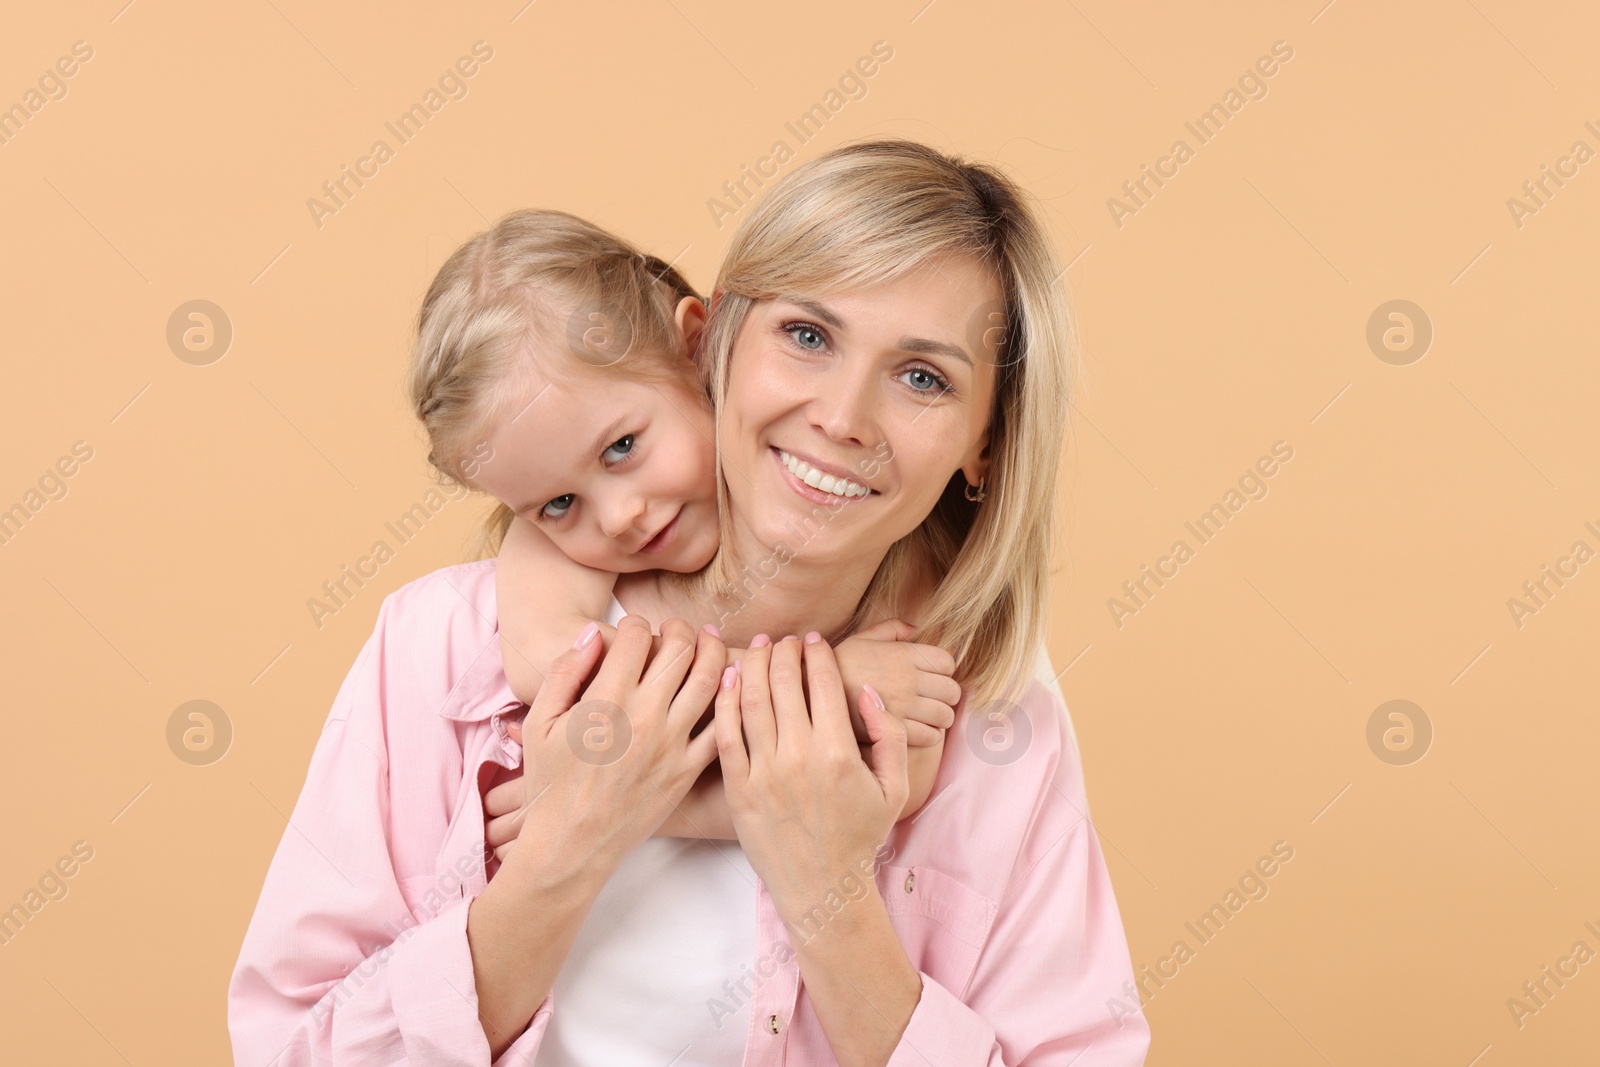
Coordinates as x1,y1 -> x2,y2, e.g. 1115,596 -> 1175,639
886,684 -> 1151,1067
226,596 -> 554,1066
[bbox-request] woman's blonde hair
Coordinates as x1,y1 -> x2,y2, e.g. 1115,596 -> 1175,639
691,140 -> 1075,711
409,209 -> 702,555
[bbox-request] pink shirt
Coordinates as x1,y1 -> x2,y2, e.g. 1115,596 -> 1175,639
228,559 -> 1151,1065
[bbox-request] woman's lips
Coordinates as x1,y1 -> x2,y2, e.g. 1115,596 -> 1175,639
638,509 -> 681,554
771,447 -> 874,507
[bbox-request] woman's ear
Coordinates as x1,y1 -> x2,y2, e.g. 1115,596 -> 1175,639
960,432 -> 992,490
674,295 -> 709,365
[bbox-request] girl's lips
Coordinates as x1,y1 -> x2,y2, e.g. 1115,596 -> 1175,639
638,509 -> 681,554
770,447 -> 874,508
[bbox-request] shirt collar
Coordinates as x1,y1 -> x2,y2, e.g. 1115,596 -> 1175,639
436,627 -> 525,723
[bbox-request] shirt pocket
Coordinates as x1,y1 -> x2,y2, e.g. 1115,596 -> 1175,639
879,862 -> 997,999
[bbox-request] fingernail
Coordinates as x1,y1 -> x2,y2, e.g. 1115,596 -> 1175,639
721,665 -> 738,689
734,659 -> 742,677
782,634 -> 798,642
863,682 -> 886,711
750,633 -> 770,648
804,631 -> 821,644
703,623 -> 721,638
573,621 -> 599,649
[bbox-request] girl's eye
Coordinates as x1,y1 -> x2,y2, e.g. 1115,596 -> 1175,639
784,323 -> 828,351
540,493 -> 574,520
602,434 -> 636,464
901,366 -> 953,395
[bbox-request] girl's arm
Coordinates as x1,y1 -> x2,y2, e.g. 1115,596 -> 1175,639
496,515 -> 620,704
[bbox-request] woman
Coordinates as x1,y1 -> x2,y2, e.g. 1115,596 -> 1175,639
228,140 -> 1149,1066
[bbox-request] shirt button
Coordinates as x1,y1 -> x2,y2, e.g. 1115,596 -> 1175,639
767,1013 -> 782,1034
904,872 -> 916,893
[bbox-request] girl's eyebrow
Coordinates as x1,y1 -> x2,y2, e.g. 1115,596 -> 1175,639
584,413 -> 630,462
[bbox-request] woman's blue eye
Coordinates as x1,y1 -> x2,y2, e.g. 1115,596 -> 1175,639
541,494 -> 574,519
602,434 -> 636,463
786,324 -> 827,350
902,366 -> 952,394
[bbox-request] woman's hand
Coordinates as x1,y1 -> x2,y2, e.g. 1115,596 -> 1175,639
498,614 -> 724,877
715,632 -> 910,925
468,614 -> 725,1058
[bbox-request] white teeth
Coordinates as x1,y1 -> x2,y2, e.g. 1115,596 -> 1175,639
779,450 -> 869,499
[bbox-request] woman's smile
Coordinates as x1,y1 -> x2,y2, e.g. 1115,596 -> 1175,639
772,446 -> 877,503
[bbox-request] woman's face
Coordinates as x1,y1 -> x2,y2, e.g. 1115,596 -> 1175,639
719,254 -> 1002,568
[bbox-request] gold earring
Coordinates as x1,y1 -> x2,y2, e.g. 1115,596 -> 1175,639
964,476 -> 986,503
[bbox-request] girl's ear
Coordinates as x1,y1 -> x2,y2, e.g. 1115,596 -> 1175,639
674,295 -> 709,365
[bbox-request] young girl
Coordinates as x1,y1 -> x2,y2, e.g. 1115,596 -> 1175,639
407,208 -> 963,842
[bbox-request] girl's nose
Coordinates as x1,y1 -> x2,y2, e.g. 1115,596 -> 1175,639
599,495 -> 648,539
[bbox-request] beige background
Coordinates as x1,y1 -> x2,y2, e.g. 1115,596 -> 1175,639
1,0 -> 1595,1062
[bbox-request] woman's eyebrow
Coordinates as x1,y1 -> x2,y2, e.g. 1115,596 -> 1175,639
899,336 -> 973,368
789,298 -> 845,330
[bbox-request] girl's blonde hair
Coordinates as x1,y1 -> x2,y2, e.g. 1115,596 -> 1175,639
691,140 -> 1075,711
409,209 -> 702,555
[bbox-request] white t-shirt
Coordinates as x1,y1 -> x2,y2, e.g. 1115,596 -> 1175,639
537,596 -> 758,1066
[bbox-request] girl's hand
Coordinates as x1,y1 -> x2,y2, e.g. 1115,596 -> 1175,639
835,619 -> 960,748
715,633 -> 910,925
496,615 -> 724,876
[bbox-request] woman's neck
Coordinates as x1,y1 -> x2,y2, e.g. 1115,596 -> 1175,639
614,523 -> 901,645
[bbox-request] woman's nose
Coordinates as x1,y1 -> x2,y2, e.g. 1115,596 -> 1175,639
808,371 -> 878,446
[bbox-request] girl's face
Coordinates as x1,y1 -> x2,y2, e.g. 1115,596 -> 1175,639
718,254 -> 1002,568
473,314 -> 719,575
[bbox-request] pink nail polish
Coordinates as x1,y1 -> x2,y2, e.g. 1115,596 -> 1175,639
703,623 -> 721,638
863,682 -> 886,711
804,631 -> 821,644
573,621 -> 599,649
750,633 -> 771,648
721,665 -> 738,689
782,634 -> 798,642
